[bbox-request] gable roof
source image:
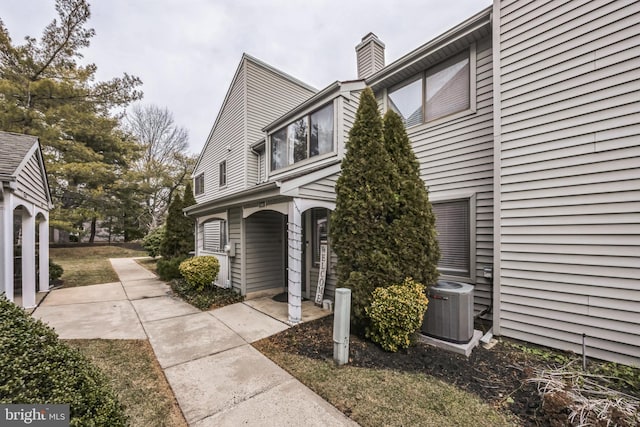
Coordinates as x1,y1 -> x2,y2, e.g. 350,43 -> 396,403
0,131 -> 39,180
0,131 -> 53,208
193,53 -> 318,174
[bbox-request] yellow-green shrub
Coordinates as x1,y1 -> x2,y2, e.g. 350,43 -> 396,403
179,256 -> 220,291
365,278 -> 429,352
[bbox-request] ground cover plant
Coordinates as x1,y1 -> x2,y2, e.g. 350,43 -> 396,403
67,339 -> 187,427
0,295 -> 127,425
50,245 -> 147,287
253,315 -> 640,427
170,279 -> 243,311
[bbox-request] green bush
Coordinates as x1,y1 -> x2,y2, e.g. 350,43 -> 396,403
170,279 -> 243,310
179,256 -> 220,292
142,225 -> 165,258
49,259 -> 64,282
157,256 -> 187,281
365,278 -> 429,352
0,294 -> 127,425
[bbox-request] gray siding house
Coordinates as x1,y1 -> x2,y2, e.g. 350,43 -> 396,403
0,132 -> 53,308
187,1 -> 639,366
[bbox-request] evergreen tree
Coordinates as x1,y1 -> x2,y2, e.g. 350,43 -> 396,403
160,194 -> 184,259
383,109 -> 440,286
330,87 -> 402,331
0,0 -> 142,234
181,181 -> 196,253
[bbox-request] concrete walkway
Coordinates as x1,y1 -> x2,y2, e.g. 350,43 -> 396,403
32,258 -> 357,426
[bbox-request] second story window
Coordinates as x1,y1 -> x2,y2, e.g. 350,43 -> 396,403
219,161 -> 227,187
194,173 -> 204,195
388,51 -> 470,127
270,103 -> 334,172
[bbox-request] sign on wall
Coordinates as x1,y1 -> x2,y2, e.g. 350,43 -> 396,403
314,242 -> 328,305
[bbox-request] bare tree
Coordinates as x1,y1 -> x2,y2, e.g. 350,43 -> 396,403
127,104 -> 195,230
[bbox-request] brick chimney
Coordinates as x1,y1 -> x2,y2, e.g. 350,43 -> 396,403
355,32 -> 385,79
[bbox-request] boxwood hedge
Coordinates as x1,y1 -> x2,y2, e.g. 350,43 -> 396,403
0,294 -> 127,426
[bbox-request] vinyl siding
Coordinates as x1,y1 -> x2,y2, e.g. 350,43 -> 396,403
496,0 -> 640,365
194,66 -> 246,204
297,173 -> 339,201
245,210 -> 285,293
402,36 -> 494,313
15,152 -> 48,209
228,207 -> 242,293
245,60 -> 315,187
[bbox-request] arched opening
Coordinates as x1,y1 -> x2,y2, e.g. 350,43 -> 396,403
12,206 -> 25,302
36,212 -> 48,292
244,209 -> 287,296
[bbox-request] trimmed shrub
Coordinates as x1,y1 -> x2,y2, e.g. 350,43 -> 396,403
0,294 -> 127,425
49,259 -> 64,282
365,278 -> 429,352
179,256 -> 220,292
157,255 -> 187,281
142,225 -> 165,258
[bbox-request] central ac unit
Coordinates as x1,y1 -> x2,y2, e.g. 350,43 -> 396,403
421,280 -> 474,343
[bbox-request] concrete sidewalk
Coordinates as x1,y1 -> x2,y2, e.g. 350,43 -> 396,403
33,258 -> 357,426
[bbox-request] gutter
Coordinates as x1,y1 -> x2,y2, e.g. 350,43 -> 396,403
183,182 -> 279,216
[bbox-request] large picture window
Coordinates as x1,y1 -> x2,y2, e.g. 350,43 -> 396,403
270,103 -> 334,171
388,51 -> 470,127
432,199 -> 470,277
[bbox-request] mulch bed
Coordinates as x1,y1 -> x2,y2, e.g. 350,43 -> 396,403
258,315 -> 564,426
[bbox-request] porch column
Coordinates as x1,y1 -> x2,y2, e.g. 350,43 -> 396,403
38,214 -> 49,292
287,199 -> 303,324
21,212 -> 36,308
0,203 -> 12,299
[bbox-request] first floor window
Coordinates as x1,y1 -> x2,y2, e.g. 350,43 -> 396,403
432,199 -> 470,277
203,219 -> 226,252
219,161 -> 227,187
194,173 -> 204,195
312,208 -> 328,265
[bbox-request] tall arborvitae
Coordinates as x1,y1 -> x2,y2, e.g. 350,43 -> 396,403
330,87 -> 402,331
383,110 -> 440,286
181,182 -> 197,253
160,194 -> 185,259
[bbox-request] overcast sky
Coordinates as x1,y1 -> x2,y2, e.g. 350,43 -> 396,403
2,0 -> 491,155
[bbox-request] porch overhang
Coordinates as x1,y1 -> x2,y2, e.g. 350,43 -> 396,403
184,182 -> 280,217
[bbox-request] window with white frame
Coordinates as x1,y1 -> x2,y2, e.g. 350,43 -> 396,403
219,161 -> 227,187
203,219 -> 226,252
311,208 -> 328,265
194,173 -> 204,195
388,50 -> 471,127
270,103 -> 334,171
432,199 -> 470,277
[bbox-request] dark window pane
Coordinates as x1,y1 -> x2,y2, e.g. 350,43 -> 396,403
271,128 -> 288,170
388,77 -> 422,127
290,118 -> 308,163
310,104 -> 334,157
219,161 -> 226,186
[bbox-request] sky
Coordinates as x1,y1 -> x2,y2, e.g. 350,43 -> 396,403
2,0 -> 492,155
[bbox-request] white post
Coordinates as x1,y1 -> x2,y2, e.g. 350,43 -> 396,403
38,215 -> 49,292
333,288 -> 351,365
0,204 -> 11,299
287,200 -> 303,324
21,212 -> 36,308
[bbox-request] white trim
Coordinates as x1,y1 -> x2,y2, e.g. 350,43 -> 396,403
491,0 -> 502,335
293,198 -> 336,214
198,212 -> 228,223
242,202 -> 289,218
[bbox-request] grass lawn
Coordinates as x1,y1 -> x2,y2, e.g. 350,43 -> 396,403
50,245 -> 147,287
254,345 -> 516,427
135,257 -> 159,275
67,339 -> 186,427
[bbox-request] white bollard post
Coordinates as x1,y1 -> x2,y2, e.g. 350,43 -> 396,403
333,288 -> 351,365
